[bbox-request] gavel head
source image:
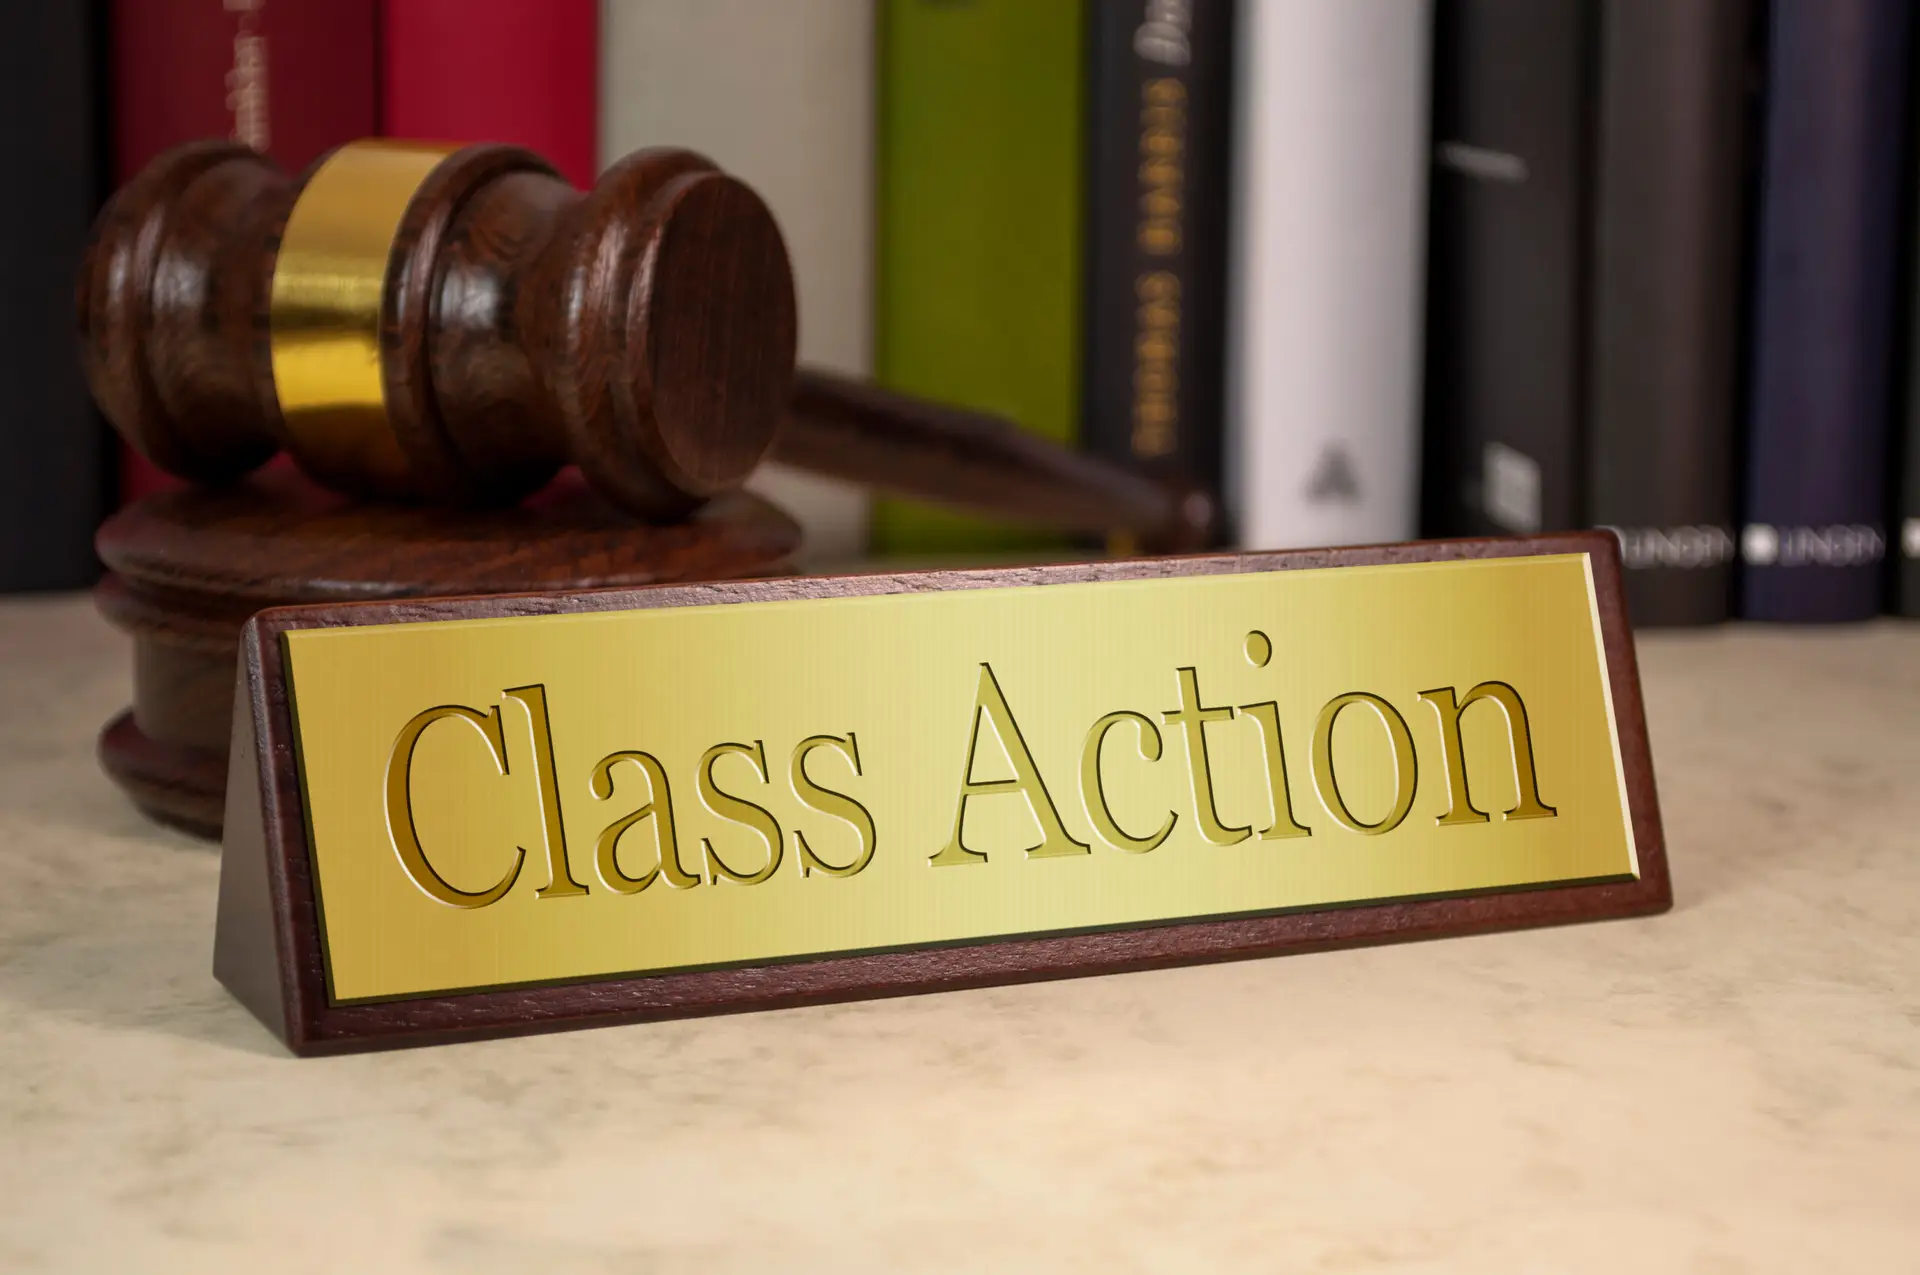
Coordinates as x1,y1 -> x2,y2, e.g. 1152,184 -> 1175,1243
79,139 -> 798,520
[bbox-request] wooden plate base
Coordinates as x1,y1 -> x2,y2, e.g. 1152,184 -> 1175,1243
94,467 -> 801,838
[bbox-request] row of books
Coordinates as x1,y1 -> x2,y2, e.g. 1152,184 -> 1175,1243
1425,0 -> 1918,626
5,0 -> 1918,629
881,0 -> 1920,627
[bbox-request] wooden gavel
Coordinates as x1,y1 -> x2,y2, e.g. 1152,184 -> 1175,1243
80,138 -> 1211,548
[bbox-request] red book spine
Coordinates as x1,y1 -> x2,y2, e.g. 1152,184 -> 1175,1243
109,0 -> 379,503
381,0 -> 600,188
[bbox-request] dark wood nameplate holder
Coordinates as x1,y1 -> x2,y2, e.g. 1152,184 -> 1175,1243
217,533 -> 1668,1056
97,469 -> 798,836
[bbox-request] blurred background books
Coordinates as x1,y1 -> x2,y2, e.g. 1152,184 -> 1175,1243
5,0 -> 1920,627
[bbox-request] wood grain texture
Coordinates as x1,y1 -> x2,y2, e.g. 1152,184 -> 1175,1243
80,140 -> 799,518
331,144 -> 558,504
216,530 -> 1671,1056
83,140 -> 1198,541
77,140 -> 289,482
522,147 -> 798,520
94,467 -> 800,836
97,710 -> 226,838
781,370 -> 1215,549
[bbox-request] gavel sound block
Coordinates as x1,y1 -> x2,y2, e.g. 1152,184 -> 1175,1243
83,139 -> 1210,836
94,472 -> 800,836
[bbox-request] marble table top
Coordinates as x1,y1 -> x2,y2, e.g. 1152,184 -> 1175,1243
2,594 -> 1916,1272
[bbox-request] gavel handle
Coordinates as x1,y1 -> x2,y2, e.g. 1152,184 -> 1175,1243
776,368 -> 1214,551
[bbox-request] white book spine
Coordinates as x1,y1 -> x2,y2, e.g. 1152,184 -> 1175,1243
599,0 -> 875,564
1226,0 -> 1432,549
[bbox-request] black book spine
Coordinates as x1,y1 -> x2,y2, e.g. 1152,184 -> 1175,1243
1083,0 -> 1233,539
1421,0 -> 1595,543
1740,0 -> 1912,622
1586,0 -> 1754,626
1903,380 -> 1920,614
0,0 -> 108,592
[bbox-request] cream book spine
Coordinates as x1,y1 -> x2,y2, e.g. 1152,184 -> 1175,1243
1225,0 -> 1432,549
600,0 -> 876,563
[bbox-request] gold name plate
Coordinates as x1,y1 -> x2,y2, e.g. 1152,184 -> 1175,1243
214,534 -> 1669,1054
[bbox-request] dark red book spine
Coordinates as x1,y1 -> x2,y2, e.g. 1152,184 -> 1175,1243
110,0 -> 379,503
381,0 -> 600,188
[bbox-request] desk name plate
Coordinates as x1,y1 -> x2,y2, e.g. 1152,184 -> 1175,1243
215,533 -> 1669,1054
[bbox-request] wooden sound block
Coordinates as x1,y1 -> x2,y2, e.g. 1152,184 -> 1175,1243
95,466 -> 799,838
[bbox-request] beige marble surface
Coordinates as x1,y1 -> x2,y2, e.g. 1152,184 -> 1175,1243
1,594 -> 1916,1272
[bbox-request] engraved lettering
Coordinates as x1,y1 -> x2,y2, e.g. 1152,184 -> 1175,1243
590,750 -> 698,893
791,733 -> 878,878
1418,683 -> 1558,825
1239,702 -> 1311,840
1081,711 -> 1176,853
1162,666 -> 1250,845
383,704 -> 523,909
1311,693 -> 1418,835
502,685 -> 589,898
698,741 -> 784,885
932,663 -> 1091,866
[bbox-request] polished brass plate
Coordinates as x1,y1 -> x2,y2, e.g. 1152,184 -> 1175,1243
283,552 -> 1636,1004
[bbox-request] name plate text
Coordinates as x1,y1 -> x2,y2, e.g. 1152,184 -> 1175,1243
214,535 -> 1668,1053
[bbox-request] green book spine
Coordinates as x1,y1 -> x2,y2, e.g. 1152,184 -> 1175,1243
873,0 -> 1087,554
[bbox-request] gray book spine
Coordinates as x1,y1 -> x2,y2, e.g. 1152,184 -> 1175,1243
1586,0 -> 1754,626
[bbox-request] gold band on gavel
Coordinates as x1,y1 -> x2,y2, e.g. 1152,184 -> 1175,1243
268,140 -> 457,495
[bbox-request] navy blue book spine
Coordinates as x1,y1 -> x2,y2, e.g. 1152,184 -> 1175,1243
1740,0 -> 1912,621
